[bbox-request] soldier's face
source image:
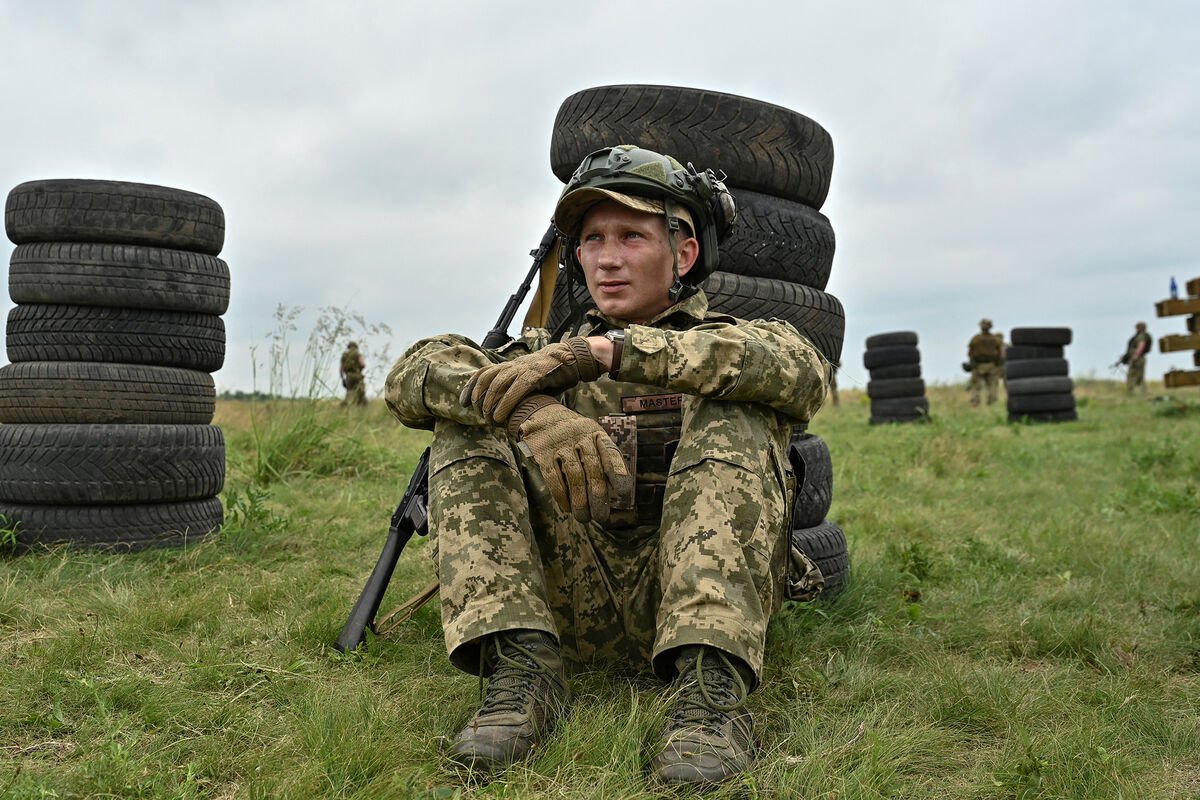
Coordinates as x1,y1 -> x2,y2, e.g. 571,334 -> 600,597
576,202 -> 698,324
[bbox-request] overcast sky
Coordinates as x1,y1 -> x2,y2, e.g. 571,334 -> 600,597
3,1 -> 1199,399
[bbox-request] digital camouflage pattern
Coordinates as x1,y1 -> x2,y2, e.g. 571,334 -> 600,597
385,290 -> 828,683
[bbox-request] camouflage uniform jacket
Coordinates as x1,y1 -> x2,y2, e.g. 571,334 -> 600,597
386,290 -> 829,433
968,332 -> 1004,364
1126,331 -> 1152,363
340,348 -> 364,378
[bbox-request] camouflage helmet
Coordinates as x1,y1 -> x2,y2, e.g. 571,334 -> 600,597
554,144 -> 736,284
979,318 -> 993,329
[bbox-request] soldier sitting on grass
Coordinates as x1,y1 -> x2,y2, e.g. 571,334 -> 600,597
385,145 -> 829,788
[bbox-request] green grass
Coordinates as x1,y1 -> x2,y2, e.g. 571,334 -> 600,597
2,382 -> 1199,798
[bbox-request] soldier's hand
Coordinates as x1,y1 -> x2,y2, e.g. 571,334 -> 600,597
460,337 -> 604,424
506,394 -> 633,525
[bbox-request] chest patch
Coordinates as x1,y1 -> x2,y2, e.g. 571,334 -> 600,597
620,393 -> 684,414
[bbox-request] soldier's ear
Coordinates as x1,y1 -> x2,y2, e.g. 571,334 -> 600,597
675,237 -> 700,277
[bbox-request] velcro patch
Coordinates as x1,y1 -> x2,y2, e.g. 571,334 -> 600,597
620,393 -> 683,414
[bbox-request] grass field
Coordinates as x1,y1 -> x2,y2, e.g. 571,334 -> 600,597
1,380 -> 1198,799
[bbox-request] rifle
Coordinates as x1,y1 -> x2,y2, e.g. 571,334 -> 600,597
334,224 -> 559,653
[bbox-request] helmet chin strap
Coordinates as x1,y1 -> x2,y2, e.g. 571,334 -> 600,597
663,197 -> 691,304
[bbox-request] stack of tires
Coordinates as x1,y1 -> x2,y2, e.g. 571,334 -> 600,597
1004,327 -> 1076,422
786,433 -> 847,598
544,84 -> 848,597
863,331 -> 927,423
0,179 -> 229,550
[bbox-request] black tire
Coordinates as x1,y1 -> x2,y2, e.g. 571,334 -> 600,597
863,345 -> 920,370
9,242 -> 230,314
869,363 -> 922,380
1011,327 -> 1072,347
6,179 -> 225,255
1008,409 -> 1079,423
788,433 -> 832,530
7,304 -> 226,372
547,270 -> 846,366
0,424 -> 224,504
1005,358 -> 1069,380
1005,345 -> 1064,361
1005,376 -> 1074,396
866,378 -> 926,400
865,331 -> 918,348
871,396 -> 929,417
550,84 -> 834,208
1006,392 -> 1075,414
0,362 -> 214,424
792,520 -> 850,599
0,498 -> 222,552
717,190 -> 835,288
870,415 -> 929,425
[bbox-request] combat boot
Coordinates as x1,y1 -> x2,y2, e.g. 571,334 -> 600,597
448,629 -> 570,776
651,645 -> 755,787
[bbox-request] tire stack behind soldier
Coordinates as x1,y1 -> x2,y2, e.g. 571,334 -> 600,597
545,84 -> 849,599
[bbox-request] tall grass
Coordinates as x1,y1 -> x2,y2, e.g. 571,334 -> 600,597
246,304 -> 393,486
1,380 -> 1198,798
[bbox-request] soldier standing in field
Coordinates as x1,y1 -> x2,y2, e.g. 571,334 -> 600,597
339,341 -> 367,407
966,318 -> 1004,406
385,145 -> 829,788
1121,321 -> 1153,394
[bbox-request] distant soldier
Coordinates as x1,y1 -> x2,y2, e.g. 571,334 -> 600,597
339,341 -> 367,407
1120,322 -> 1152,395
966,318 -> 1004,406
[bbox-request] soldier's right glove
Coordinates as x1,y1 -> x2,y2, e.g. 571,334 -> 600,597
507,394 -> 633,526
461,337 -> 604,424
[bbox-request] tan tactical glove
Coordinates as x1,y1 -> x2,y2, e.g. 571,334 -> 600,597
507,394 -> 633,525
460,337 -> 603,425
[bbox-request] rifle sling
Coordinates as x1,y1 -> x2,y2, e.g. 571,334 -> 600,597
375,579 -> 441,635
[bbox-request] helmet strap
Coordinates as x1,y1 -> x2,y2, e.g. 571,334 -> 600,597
664,198 -> 685,303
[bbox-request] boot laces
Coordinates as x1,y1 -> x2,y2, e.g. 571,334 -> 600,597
669,647 -> 747,730
476,632 -> 556,716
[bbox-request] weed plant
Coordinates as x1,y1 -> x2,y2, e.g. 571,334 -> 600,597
1,381 -> 1198,798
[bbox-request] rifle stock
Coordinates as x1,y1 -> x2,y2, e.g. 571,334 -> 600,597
334,222 -> 559,652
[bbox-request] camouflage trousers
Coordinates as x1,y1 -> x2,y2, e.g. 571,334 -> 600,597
342,376 -> 366,407
968,362 -> 1002,406
1126,358 -> 1147,393
427,398 -> 792,685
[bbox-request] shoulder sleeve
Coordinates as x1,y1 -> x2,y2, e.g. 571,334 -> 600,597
384,330 -> 549,430
616,318 -> 829,422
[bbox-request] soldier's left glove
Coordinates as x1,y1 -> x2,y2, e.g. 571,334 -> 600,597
460,337 -> 604,425
506,394 -> 633,525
